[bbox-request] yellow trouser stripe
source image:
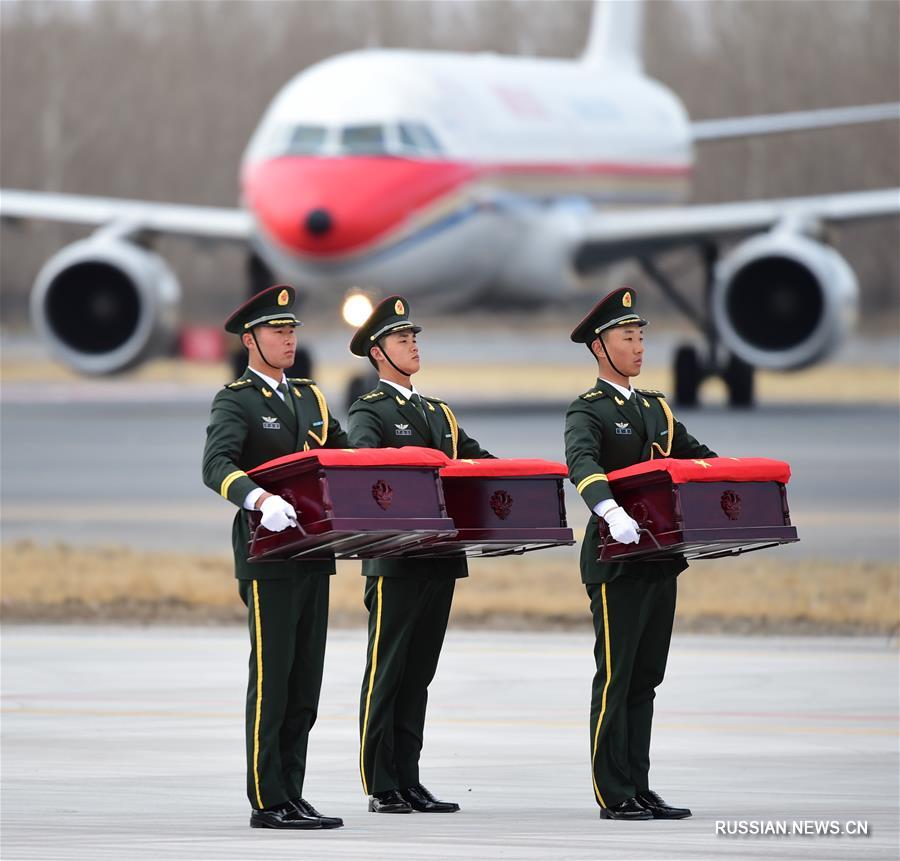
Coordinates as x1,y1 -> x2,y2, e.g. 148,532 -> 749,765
590,583 -> 611,808
220,470 -> 247,499
651,398 -> 675,459
359,576 -> 384,794
251,580 -> 264,809
577,473 -> 608,495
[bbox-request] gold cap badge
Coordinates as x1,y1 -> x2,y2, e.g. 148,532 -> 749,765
395,299 -> 405,315
277,289 -> 290,307
623,291 -> 632,308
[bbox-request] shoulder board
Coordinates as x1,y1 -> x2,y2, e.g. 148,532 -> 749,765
579,388 -> 605,401
225,377 -> 253,389
421,395 -> 445,405
359,390 -> 386,401
287,377 -> 314,386
635,388 -> 665,398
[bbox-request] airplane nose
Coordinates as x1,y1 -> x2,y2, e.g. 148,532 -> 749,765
305,208 -> 333,236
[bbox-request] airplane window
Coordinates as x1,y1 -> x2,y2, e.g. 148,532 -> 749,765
340,125 -> 388,155
398,122 -> 443,155
414,124 -> 443,153
284,125 -> 328,155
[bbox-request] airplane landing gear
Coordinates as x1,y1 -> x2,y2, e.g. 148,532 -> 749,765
639,248 -> 756,409
346,370 -> 379,412
673,344 -> 754,408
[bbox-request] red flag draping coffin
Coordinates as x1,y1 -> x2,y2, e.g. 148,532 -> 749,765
598,456 -> 799,562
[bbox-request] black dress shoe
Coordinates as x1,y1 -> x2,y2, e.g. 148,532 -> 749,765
250,800 -> 324,829
636,790 -> 692,820
400,783 -> 460,813
368,789 -> 413,813
599,797 -> 654,821
291,798 -> 344,829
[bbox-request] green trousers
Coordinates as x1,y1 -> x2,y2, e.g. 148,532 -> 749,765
239,574 -> 329,810
358,575 -> 455,795
586,573 -> 676,808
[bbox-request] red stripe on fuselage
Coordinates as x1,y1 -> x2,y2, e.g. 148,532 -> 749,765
243,156 -> 690,258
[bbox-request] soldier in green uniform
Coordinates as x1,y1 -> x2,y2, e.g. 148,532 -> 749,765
348,295 -> 493,815
202,285 -> 348,830
564,287 -> 717,822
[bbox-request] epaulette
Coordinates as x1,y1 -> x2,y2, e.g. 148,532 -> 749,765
421,395 -> 445,405
360,390 -> 386,401
635,388 -> 665,398
579,388 -> 605,401
225,377 -> 253,389
287,377 -> 314,386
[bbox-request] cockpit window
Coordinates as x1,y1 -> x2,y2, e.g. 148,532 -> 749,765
340,125 -> 388,155
285,125 -> 328,155
398,122 -> 443,155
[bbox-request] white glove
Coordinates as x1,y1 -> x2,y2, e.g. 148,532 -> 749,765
259,495 -> 298,532
605,506 -> 641,545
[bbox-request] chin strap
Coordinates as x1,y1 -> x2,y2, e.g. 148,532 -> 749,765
597,332 -> 626,379
373,338 -> 413,381
250,329 -> 275,371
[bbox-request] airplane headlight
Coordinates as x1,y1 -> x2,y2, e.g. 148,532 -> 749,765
342,291 -> 374,327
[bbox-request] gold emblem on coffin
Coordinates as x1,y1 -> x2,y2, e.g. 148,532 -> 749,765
720,489 -> 742,520
372,479 -> 394,510
490,490 -> 514,521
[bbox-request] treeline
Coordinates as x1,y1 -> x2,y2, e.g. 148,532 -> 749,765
1,0 -> 897,322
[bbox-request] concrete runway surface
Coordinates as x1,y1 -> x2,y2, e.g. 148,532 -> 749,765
1,397 -> 897,561
2,627 -> 897,861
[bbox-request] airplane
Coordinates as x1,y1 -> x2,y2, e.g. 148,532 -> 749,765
1,0 -> 898,407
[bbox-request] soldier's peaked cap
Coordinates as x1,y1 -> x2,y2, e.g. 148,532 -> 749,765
224,285 -> 302,334
349,295 -> 422,357
570,287 -> 648,343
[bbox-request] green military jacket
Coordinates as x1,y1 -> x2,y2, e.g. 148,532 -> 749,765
348,380 -> 493,579
202,369 -> 349,580
564,378 -> 716,584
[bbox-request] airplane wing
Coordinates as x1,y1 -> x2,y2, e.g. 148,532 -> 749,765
574,188 -> 900,268
0,189 -> 253,242
691,102 -> 900,142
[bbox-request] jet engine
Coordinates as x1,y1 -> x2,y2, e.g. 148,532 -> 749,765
30,237 -> 180,375
711,230 -> 858,370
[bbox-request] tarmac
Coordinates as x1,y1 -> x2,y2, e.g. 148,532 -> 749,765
2,627 -> 898,861
1,397 -> 897,561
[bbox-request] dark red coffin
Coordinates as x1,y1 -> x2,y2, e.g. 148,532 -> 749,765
406,459 -> 575,557
246,447 -> 456,560
597,457 -> 799,562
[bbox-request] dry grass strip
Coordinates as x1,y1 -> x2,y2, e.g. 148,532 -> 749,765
2,358 -> 897,404
1,541 -> 896,635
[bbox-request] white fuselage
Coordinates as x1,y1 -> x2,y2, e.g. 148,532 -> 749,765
240,49 -> 693,303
